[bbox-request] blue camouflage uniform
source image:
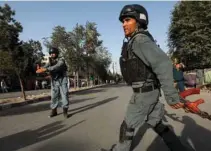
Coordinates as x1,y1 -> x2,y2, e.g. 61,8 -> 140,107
42,47 -> 69,118
101,4 -> 187,151
45,56 -> 69,110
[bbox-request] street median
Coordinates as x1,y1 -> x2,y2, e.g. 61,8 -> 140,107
0,84 -> 108,112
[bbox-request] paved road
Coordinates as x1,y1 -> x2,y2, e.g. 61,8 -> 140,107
0,84 -> 211,151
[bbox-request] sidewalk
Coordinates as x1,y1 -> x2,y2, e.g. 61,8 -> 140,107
0,84 -> 107,111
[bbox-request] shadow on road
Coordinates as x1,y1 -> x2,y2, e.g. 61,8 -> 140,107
0,102 -> 50,116
70,97 -> 96,104
33,139 -> 93,151
65,96 -> 118,117
0,97 -> 96,116
178,115 -> 211,151
73,88 -> 107,95
146,110 -> 211,151
0,120 -> 85,151
146,124 -> 177,151
129,123 -> 177,151
103,83 -> 128,88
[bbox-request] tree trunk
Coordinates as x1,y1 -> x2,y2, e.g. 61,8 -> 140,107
86,74 -> 89,87
86,62 -> 89,87
18,74 -> 26,100
76,70 -> 79,88
98,75 -> 100,85
74,71 -> 76,89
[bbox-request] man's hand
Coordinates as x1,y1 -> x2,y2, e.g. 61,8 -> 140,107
36,67 -> 47,74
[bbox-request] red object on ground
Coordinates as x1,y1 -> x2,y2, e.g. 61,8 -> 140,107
184,99 -> 204,114
179,88 -> 200,98
179,88 -> 211,120
179,88 -> 204,114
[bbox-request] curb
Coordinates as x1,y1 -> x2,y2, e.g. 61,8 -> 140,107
0,84 -> 109,112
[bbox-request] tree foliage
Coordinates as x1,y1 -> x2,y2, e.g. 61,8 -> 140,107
168,1 -> 211,70
44,22 -> 112,84
0,4 -> 22,52
0,4 -> 44,99
17,40 -> 43,77
0,3 -> 112,96
0,51 -> 13,71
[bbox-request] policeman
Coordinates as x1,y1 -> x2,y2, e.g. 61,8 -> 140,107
101,4 -> 187,151
36,47 -> 69,118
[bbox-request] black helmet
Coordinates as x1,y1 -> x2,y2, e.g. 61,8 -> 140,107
119,4 -> 148,28
49,47 -> 59,55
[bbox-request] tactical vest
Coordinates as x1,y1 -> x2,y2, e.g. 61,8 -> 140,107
119,31 -> 158,86
49,57 -> 67,80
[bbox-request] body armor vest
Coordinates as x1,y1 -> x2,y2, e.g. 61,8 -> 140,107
119,30 -> 158,85
49,57 -> 67,80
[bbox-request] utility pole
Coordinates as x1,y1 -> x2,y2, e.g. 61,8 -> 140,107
112,62 -> 115,75
115,62 -> 117,75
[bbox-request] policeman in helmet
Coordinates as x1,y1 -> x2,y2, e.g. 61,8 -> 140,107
101,4 -> 187,151
37,47 -> 69,118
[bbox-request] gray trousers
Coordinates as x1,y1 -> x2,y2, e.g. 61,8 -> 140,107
113,89 -> 164,151
50,77 -> 69,109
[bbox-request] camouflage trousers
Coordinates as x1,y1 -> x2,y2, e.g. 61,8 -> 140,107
112,89 -> 164,151
50,77 -> 69,109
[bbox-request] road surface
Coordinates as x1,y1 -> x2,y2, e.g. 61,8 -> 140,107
0,84 -> 211,151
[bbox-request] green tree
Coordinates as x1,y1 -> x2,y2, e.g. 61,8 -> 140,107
83,21 -> 103,85
0,4 -> 22,52
0,4 -> 25,98
168,1 -> 211,70
12,40 -> 43,99
0,51 -> 14,71
84,21 -> 102,54
0,3 -> 22,72
43,25 -> 85,88
0,4 -> 43,99
44,22 -> 112,87
93,46 -> 112,81
20,40 -> 43,76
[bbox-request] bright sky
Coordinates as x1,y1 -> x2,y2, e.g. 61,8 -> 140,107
0,1 -> 178,74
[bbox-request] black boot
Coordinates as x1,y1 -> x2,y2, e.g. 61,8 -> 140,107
48,108 -> 57,118
63,108 -> 68,119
